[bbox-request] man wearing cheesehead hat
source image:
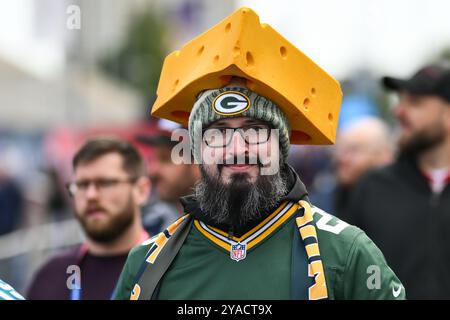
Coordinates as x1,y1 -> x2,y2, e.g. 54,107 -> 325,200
113,7 -> 404,300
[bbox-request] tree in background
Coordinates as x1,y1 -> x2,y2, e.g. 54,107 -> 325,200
99,8 -> 169,118
437,46 -> 450,62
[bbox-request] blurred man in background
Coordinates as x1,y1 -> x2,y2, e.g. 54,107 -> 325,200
334,117 -> 394,216
310,117 -> 394,216
136,129 -> 200,235
346,64 -> 450,299
27,137 -> 150,299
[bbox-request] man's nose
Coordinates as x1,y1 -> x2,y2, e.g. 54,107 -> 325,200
229,130 -> 249,157
393,102 -> 406,119
85,183 -> 100,199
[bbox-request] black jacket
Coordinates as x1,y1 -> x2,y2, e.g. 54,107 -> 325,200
344,154 -> 450,299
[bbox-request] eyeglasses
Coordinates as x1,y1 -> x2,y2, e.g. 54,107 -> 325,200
66,177 -> 138,197
202,124 -> 272,148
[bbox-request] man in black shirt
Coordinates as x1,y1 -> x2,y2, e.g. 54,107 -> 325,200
27,137 -> 150,299
345,64 -> 450,299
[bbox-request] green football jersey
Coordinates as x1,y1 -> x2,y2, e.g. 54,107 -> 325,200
113,200 -> 405,300
157,201 -> 301,299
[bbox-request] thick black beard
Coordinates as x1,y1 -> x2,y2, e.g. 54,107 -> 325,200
399,124 -> 446,157
195,164 -> 288,232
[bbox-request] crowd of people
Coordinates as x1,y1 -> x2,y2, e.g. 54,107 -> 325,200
0,61 -> 449,300
0,6 -> 449,300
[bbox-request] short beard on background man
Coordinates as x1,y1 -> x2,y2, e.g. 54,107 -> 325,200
399,124 -> 446,157
76,196 -> 135,243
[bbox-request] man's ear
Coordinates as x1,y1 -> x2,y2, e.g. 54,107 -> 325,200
134,176 -> 151,206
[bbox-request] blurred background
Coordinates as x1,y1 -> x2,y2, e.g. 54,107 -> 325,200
0,0 -> 449,293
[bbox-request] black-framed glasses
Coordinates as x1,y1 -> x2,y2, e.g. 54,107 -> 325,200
65,177 -> 138,197
202,124 -> 272,148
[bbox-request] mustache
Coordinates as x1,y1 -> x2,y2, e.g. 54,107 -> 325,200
84,203 -> 108,214
219,155 -> 263,166
397,116 -> 411,128
218,155 -> 263,174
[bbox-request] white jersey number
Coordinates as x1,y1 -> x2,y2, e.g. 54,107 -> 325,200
313,207 -> 349,235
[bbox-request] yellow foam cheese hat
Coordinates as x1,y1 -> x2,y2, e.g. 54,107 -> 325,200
151,7 -> 342,145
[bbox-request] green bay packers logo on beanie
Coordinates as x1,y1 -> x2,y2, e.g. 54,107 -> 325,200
212,91 -> 251,116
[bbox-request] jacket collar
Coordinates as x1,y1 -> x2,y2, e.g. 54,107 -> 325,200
395,153 -> 434,194
284,164 -> 310,202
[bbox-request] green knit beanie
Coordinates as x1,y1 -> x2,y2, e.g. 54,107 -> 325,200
188,86 -> 291,163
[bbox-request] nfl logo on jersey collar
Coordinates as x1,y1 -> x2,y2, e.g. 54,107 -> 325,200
194,201 -> 298,262
230,242 -> 247,262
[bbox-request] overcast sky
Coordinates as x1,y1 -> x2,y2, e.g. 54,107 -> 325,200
1,0 -> 449,80
238,0 -> 450,79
